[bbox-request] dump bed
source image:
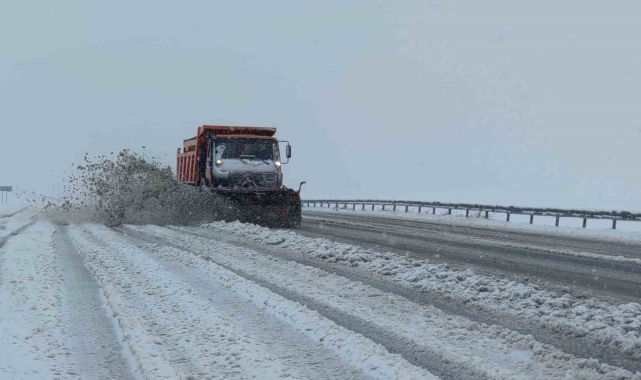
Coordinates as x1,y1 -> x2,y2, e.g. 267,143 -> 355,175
198,125 -> 276,137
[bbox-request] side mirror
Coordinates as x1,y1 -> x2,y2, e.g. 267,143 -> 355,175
286,145 -> 292,159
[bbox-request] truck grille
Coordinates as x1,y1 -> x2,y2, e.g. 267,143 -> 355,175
227,172 -> 278,188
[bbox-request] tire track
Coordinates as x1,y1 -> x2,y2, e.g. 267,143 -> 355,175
123,225 -> 640,379
117,226 -> 482,380
117,234 -> 369,380
72,225 -> 430,379
55,225 -> 137,380
0,221 -> 37,249
0,206 -> 31,219
161,225 -> 641,374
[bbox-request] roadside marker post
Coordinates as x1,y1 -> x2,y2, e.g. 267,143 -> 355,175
0,186 -> 12,203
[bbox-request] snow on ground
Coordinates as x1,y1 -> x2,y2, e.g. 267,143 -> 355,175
0,203 -> 28,218
199,221 -> 641,362
68,224 -> 436,380
1,217 -> 135,380
3,204 -> 639,378
304,206 -> 641,242
132,224 -> 640,380
0,222 -> 75,379
0,205 -> 35,241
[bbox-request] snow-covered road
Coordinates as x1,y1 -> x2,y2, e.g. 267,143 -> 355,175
1,207 -> 640,379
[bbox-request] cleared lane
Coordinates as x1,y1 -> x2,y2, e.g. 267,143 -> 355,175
302,211 -> 641,258
300,211 -> 641,301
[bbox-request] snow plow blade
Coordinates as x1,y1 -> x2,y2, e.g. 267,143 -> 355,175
212,188 -> 302,228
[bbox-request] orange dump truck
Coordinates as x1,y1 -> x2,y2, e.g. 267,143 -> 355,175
176,125 -> 304,227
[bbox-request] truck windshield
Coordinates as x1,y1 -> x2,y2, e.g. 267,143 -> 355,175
215,138 -> 276,161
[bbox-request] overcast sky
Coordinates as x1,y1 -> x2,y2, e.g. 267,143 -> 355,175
1,1 -> 640,210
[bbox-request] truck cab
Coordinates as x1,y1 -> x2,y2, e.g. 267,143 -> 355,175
212,134 -> 283,188
177,125 -> 291,190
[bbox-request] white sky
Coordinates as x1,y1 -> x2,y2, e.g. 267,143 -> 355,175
1,1 -> 640,210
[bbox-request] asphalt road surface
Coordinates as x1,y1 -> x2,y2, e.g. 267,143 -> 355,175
301,210 -> 641,302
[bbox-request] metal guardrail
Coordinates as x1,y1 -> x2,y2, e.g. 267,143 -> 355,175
302,199 -> 641,230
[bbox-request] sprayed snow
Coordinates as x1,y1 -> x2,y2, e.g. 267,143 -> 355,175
132,224 -> 641,379
47,150 -> 229,226
200,220 -> 641,362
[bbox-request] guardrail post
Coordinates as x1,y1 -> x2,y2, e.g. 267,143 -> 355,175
555,216 -> 560,227
372,204 -> 375,211
405,205 -> 409,212
612,219 -> 617,230
485,210 -> 489,219
433,207 -> 436,214
362,204 -> 365,211
583,218 -> 587,228
418,206 -> 422,213
506,212 -> 510,222
530,214 -> 534,224
466,209 -> 469,217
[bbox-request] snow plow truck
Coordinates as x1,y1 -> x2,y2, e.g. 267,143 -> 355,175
176,125 -> 304,228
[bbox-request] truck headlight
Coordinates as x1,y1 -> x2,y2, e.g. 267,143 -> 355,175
275,161 -> 281,168
215,159 -> 223,166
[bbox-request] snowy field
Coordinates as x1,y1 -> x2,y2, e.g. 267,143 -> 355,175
0,197 -> 30,219
1,207 -> 640,379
